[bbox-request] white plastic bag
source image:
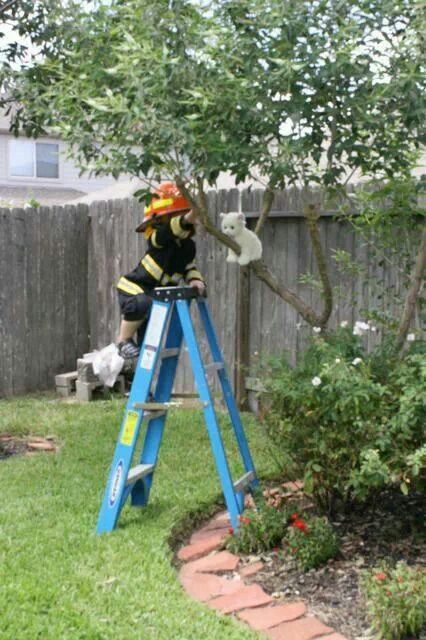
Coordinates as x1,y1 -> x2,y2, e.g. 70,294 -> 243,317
92,343 -> 124,387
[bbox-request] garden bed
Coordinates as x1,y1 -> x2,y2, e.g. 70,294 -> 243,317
0,433 -> 57,459
237,487 -> 425,640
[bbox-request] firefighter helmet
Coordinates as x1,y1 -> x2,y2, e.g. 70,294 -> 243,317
135,181 -> 191,233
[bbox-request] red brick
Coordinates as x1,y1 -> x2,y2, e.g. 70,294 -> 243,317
180,551 -> 240,576
239,561 -> 264,578
177,533 -> 225,561
190,526 -> 229,544
208,584 -> 273,614
321,634 -> 349,640
264,616 -> 333,640
179,571 -> 241,602
204,511 -> 230,530
238,602 -> 307,630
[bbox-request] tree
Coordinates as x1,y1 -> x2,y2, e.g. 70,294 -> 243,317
2,0 -> 424,335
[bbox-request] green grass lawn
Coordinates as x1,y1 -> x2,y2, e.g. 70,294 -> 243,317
0,394 -> 274,640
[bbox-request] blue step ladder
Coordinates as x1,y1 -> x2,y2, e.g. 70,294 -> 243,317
96,286 -> 259,534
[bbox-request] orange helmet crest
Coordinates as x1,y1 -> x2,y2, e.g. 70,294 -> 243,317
136,182 -> 191,233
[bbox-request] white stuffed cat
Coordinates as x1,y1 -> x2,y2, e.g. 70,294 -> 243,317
220,212 -> 263,266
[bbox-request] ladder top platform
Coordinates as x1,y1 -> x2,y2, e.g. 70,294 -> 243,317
152,286 -> 203,301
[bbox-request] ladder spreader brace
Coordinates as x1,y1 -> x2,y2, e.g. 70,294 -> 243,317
96,286 -> 259,534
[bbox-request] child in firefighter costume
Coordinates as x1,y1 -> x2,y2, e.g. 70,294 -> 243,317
116,182 -> 206,359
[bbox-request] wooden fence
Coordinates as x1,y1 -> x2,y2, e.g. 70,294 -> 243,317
0,204 -> 89,396
0,189 -> 419,398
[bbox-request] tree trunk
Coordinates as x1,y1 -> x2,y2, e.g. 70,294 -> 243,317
395,225 -> 426,352
235,265 -> 250,409
304,203 -> 333,328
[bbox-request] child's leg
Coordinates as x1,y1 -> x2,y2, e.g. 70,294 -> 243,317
117,292 -> 153,358
118,319 -> 143,342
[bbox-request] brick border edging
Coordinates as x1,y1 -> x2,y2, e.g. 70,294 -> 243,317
177,510 -> 349,640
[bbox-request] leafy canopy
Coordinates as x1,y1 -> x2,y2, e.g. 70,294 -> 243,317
3,0 -> 424,191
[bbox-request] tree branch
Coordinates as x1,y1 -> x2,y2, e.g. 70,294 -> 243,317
0,0 -> 19,15
177,177 -> 322,326
395,225 -> 426,353
254,186 -> 275,236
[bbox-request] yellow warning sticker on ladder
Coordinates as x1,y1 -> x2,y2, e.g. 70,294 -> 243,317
120,411 -> 139,446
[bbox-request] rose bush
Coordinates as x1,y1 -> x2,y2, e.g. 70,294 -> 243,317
259,325 -> 425,514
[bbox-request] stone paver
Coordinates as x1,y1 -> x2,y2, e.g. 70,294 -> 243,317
264,616 -> 333,640
177,532 -> 225,561
208,584 -> 273,614
180,550 -> 240,576
190,525 -> 230,544
237,602 -> 307,630
239,561 -> 264,578
322,634 -> 349,640
179,572 -> 241,602
203,511 -> 230,530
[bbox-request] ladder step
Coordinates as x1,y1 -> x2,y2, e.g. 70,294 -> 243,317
133,400 -> 208,411
233,470 -> 255,493
160,348 -> 180,359
133,402 -> 170,411
126,464 -> 155,486
132,405 -> 167,419
204,362 -> 224,374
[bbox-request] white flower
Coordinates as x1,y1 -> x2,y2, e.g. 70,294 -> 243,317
370,326 -> 377,332
340,321 -> 349,328
407,333 -> 416,342
313,326 -> 321,334
335,358 -> 341,364
312,376 -> 322,387
353,320 -> 370,336
296,322 -> 302,330
352,357 -> 363,366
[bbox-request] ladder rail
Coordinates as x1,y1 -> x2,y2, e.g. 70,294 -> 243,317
197,298 -> 259,490
176,299 -> 242,528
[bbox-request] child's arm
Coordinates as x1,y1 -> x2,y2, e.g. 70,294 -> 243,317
184,262 -> 206,295
149,213 -> 195,248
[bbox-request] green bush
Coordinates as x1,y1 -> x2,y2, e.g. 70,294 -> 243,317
286,514 -> 340,571
225,501 -> 289,554
259,327 -> 425,514
362,562 -> 426,640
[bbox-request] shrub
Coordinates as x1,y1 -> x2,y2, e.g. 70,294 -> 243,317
259,327 -> 425,514
361,562 -> 426,640
286,514 -> 340,571
225,501 -> 289,555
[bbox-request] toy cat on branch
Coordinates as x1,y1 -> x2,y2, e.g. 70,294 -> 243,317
220,212 -> 263,266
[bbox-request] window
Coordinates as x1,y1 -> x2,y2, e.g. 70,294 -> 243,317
9,140 -> 59,179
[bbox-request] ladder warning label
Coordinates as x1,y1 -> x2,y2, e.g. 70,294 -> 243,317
140,345 -> 156,370
144,305 -> 168,346
120,411 -> 139,446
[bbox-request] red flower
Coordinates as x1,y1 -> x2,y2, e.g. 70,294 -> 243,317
374,572 -> 387,581
292,519 -> 309,533
290,513 -> 300,521
228,527 -> 234,535
240,516 -> 251,525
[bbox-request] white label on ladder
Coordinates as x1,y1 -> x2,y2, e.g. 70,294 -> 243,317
140,346 -> 156,370
144,305 -> 168,347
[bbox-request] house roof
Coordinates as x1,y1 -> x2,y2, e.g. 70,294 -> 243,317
0,184 -> 86,207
